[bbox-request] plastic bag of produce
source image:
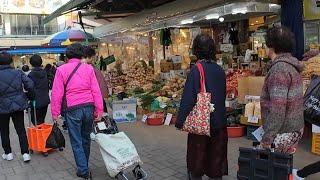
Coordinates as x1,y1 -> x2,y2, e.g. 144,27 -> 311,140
95,132 -> 142,177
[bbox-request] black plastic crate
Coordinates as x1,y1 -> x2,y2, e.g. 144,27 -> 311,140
237,147 -> 293,180
246,125 -> 258,141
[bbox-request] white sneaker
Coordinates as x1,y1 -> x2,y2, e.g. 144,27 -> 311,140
293,169 -> 305,180
22,153 -> 31,162
2,153 -> 13,161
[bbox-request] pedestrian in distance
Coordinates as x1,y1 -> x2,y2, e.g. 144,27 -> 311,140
44,64 -> 55,90
0,52 -> 35,162
175,34 -> 228,180
84,46 -> 109,113
260,26 -> 304,153
28,54 -> 50,125
51,43 -> 103,180
22,64 -> 31,76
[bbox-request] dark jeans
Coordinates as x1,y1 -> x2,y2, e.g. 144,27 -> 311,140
30,105 -> 48,125
297,161 -> 320,178
65,105 -> 94,176
0,111 -> 29,154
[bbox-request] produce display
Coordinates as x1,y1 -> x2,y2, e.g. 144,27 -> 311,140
125,61 -> 155,91
226,69 -> 252,97
156,76 -> 186,98
302,56 -> 320,78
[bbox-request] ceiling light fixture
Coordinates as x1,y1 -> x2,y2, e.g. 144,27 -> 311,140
219,17 -> 225,22
205,13 -> 220,20
181,19 -> 194,25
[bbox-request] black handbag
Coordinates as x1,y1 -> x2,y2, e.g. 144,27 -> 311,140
61,63 -> 81,115
304,75 -> 320,126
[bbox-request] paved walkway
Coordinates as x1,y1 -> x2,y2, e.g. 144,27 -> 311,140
0,117 -> 320,180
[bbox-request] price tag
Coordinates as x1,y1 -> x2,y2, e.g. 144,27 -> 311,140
141,115 -> 148,123
164,113 -> 173,126
248,116 -> 259,123
97,122 -> 107,130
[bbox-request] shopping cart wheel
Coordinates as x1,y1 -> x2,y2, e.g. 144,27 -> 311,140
58,147 -> 64,152
132,165 -> 146,180
115,172 -> 129,180
42,152 -> 49,157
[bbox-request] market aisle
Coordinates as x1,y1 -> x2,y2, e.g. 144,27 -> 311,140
0,113 -> 320,180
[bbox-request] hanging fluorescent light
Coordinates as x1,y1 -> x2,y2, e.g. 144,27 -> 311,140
232,7 -> 248,15
181,19 -> 194,25
205,13 -> 220,20
219,17 -> 225,22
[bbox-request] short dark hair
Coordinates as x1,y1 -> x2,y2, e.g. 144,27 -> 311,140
22,65 -> 30,72
0,52 -> 13,65
192,33 -> 216,61
30,54 -> 43,67
84,46 -> 96,58
266,26 -> 295,54
66,43 -> 85,59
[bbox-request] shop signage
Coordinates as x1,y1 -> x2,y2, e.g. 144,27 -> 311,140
220,44 -> 233,53
304,0 -> 320,20
0,0 -> 69,14
112,98 -> 137,123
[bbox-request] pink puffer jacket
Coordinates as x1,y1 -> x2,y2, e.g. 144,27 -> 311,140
51,58 -> 103,119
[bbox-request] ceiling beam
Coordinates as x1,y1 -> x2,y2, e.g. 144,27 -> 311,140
131,0 -> 146,9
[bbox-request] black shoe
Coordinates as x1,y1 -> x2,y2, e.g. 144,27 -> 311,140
77,172 -> 92,180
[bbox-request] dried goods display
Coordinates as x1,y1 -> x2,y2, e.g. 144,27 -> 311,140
107,71 -> 127,94
302,56 -> 320,78
226,69 -> 252,97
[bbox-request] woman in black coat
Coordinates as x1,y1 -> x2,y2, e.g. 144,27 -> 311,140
28,55 -> 50,125
0,52 -> 34,162
175,34 -> 228,180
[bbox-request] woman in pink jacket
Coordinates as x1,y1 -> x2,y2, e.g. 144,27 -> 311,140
51,43 -> 103,180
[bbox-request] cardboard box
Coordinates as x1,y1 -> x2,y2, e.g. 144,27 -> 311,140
238,76 -> 265,104
160,60 -> 174,73
112,98 -> 137,123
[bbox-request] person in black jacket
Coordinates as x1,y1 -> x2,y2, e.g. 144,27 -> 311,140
28,54 -> 50,125
0,52 -> 34,162
175,34 -> 228,180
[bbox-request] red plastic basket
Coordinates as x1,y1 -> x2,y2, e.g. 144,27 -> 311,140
227,126 -> 246,138
147,113 -> 164,126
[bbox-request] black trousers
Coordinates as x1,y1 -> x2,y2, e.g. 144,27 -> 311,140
30,105 -> 48,125
297,161 -> 320,178
0,111 -> 29,154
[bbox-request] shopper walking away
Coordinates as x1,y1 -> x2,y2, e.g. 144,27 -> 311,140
51,43 -> 103,180
44,64 -> 55,90
28,55 -> 50,125
260,26 -> 304,153
175,34 -> 228,180
84,46 -> 109,113
0,52 -> 34,162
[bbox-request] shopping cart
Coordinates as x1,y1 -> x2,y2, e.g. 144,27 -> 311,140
27,101 -> 63,157
237,142 -> 293,180
93,115 -> 147,180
